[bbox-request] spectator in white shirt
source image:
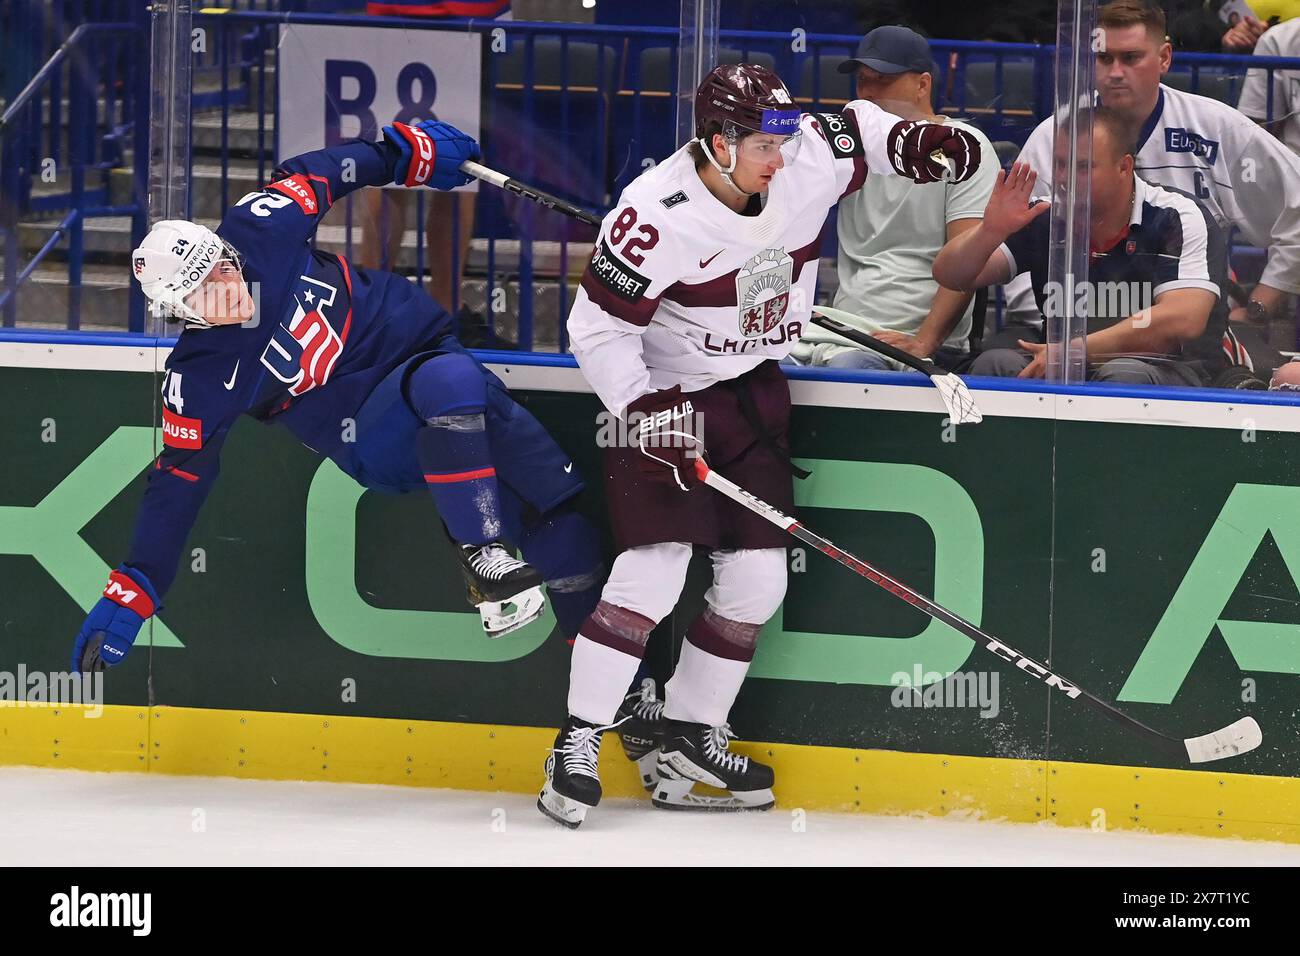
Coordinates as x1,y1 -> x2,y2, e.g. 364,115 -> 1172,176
1237,16 -> 1300,156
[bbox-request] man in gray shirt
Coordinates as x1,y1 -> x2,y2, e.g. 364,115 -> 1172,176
790,26 -> 998,371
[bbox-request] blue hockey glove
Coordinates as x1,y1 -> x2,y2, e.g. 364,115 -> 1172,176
71,567 -> 160,672
382,119 -> 481,190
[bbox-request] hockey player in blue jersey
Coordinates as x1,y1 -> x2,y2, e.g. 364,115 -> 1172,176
70,120 -> 606,670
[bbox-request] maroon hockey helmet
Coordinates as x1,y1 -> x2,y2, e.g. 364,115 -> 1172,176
693,63 -> 800,142
693,63 -> 801,193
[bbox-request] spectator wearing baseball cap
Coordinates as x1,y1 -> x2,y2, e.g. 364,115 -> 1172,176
837,24 -> 939,77
789,26 -> 997,372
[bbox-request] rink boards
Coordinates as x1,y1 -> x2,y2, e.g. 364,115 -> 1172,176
2,338 -> 1299,843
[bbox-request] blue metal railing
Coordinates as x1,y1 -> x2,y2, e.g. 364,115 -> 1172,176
0,1 -> 356,331
7,6 -> 1300,346
0,11 -> 149,330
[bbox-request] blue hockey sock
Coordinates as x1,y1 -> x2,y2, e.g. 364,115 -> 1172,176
408,353 -> 503,545
416,417 -> 503,544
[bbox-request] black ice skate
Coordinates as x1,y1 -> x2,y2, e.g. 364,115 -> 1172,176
537,716 -> 619,829
455,541 -> 545,638
653,720 -> 775,811
615,678 -> 665,791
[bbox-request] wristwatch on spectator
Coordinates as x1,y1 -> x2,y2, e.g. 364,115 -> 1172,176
1246,299 -> 1270,324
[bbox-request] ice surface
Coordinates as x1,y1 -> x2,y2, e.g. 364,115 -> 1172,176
2,767 -> 1296,866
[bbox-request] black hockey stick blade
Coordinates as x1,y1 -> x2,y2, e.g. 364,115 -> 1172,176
461,160 -> 602,228
693,458 -> 1262,765
811,306 -> 982,425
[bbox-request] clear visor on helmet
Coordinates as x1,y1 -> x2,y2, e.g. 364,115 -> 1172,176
719,116 -> 803,166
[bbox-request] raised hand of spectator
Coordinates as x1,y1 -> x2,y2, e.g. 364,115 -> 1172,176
983,162 -> 1050,241
1222,16 -> 1268,53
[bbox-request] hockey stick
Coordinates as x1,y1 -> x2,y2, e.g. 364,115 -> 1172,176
460,160 -> 602,228
459,151 -> 951,244
694,457 -> 1262,765
810,306 -> 983,425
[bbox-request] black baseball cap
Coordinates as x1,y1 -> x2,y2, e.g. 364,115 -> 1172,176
838,25 -> 935,76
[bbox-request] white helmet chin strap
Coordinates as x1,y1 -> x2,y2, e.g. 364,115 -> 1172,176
698,137 -> 757,197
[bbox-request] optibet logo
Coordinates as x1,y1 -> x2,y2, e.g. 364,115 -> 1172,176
49,886 -> 151,936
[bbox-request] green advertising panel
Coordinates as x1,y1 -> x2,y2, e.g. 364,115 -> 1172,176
2,351 -> 1298,783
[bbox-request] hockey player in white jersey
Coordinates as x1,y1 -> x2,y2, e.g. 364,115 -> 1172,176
537,63 -> 982,827
1002,0 -> 1300,335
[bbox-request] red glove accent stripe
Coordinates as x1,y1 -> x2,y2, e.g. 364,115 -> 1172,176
103,570 -> 156,618
395,122 -> 437,187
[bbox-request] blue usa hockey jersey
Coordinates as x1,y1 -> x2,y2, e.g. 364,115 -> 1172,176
125,139 -> 455,598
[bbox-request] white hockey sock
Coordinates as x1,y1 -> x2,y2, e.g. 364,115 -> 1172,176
664,638 -> 752,727
567,635 -> 643,725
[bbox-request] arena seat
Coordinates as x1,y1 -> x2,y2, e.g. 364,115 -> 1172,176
963,60 -> 1037,114
1163,69 -> 1243,105
796,54 -> 856,107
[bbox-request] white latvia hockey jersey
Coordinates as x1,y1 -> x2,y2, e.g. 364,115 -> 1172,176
1003,82 -> 1300,323
567,101 -> 904,418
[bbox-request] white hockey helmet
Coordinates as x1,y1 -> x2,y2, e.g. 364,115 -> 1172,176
131,220 -> 240,328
